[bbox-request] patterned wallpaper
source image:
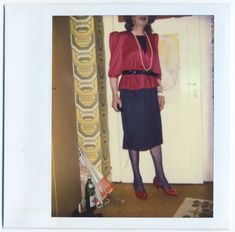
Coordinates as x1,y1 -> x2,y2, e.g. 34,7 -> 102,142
70,16 -> 110,177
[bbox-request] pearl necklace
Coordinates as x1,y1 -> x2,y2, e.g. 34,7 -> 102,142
133,31 -> 153,71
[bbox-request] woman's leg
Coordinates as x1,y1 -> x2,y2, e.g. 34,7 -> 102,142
128,149 -> 145,192
150,145 -> 170,190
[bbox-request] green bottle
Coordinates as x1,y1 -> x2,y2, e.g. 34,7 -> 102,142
85,176 -> 96,211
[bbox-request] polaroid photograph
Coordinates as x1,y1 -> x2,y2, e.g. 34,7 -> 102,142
1,1 -> 234,231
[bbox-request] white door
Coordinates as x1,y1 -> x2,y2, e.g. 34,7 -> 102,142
105,16 -> 207,184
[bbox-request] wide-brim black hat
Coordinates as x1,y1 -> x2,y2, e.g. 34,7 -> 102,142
123,16 -> 156,24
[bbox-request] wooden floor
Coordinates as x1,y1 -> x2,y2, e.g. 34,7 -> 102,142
94,182 -> 213,217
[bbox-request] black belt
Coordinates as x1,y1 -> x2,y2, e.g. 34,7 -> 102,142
122,70 -> 160,77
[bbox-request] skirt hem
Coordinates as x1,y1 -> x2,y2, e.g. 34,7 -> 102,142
122,141 -> 163,151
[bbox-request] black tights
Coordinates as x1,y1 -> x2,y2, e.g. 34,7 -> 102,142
150,145 -> 170,190
128,145 -> 169,191
128,149 -> 144,192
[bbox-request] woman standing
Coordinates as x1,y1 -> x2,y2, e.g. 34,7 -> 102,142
108,16 -> 178,200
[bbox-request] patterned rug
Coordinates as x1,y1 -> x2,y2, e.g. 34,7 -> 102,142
173,197 -> 213,217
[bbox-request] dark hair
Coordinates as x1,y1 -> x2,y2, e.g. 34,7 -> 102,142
124,16 -> 156,33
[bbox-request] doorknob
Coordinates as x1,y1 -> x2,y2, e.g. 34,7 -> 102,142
186,82 -> 197,86
186,82 -> 198,98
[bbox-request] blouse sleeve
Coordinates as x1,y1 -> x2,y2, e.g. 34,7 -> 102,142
153,33 -> 162,86
108,32 -> 124,78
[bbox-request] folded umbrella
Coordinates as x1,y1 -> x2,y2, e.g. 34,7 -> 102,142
78,146 -> 113,207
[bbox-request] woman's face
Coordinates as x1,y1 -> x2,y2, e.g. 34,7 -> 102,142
132,16 -> 149,28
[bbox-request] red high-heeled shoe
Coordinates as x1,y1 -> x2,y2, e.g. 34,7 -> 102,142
133,187 -> 148,200
153,177 -> 179,196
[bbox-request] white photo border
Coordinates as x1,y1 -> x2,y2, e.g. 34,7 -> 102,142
2,1 -> 234,231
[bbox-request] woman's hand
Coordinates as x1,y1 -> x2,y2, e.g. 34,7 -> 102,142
112,95 -> 122,112
110,78 -> 122,112
158,95 -> 165,111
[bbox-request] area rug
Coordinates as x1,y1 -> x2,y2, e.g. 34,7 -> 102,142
173,197 -> 213,217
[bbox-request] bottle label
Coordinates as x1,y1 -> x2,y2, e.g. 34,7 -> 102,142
89,195 -> 96,208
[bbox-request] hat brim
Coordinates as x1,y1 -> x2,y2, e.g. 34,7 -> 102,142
123,16 -> 156,24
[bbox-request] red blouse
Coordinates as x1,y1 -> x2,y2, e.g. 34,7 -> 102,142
108,31 -> 162,90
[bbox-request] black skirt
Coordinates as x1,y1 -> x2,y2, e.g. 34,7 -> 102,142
120,87 -> 163,151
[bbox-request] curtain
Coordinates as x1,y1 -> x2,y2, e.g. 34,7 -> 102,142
70,16 -> 111,177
